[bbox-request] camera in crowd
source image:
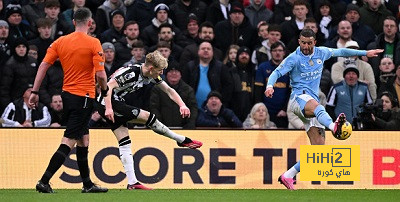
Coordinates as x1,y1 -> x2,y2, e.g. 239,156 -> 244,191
353,99 -> 383,130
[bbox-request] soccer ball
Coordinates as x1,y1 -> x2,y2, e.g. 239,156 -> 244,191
335,121 -> 352,140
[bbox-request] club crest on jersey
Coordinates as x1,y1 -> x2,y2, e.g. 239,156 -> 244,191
131,109 -> 139,116
316,59 -> 322,64
124,72 -> 135,80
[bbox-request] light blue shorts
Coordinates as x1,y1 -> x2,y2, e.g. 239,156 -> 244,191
288,94 -> 324,132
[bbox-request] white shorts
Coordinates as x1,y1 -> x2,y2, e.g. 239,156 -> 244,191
288,94 -> 324,132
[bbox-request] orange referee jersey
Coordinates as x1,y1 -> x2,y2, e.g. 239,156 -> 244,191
43,32 -> 105,98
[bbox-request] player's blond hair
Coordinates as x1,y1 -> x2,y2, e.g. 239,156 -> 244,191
145,50 -> 168,70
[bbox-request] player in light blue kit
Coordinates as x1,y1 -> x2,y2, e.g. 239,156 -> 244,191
265,29 -> 383,190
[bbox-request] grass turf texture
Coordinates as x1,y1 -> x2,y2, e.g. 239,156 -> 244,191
1,189 -> 399,202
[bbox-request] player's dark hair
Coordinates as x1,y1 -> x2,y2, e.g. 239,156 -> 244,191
73,7 -> 92,24
300,28 -> 316,39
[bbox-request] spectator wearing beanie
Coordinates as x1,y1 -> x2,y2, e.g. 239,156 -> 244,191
230,46 -> 255,121
125,0 -> 162,32
100,9 -> 125,43
0,20 -> 11,67
0,37 -> 38,113
6,3 -> 36,41
179,13 -> 199,48
141,3 -> 182,48
341,3 -> 375,50
196,90 -> 243,128
101,42 -> 120,77
214,1 -> 256,54
95,0 -> 127,35
326,63 -> 373,124
169,0 -> 207,32
21,0 -> 46,29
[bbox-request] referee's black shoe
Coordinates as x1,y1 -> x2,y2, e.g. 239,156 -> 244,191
36,180 -> 54,193
81,184 -> 108,193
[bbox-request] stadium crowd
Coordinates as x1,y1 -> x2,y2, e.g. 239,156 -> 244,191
0,0 -> 400,130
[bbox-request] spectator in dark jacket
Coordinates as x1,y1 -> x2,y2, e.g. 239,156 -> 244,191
205,0 -> 231,26
169,0 -> 207,32
95,0 -> 126,35
48,94 -> 64,127
140,3 -> 182,47
179,21 -> 223,67
329,4 -> 375,50
214,1 -> 257,54
6,3 -> 36,41
280,0 -> 309,45
148,23 -> 183,62
100,9 -> 125,43
0,37 -> 37,113
369,91 -> 400,130
113,21 -> 142,65
270,0 -> 312,24
41,60 -> 63,106
28,18 -> 54,64
0,20 -> 11,67
44,0 -> 72,40
21,0 -> 45,29
378,64 -> 400,103
125,0 -> 162,32
230,46 -> 255,121
182,41 -> 233,108
150,65 -> 198,129
359,0 -> 393,35
367,16 -> 400,80
245,0 -> 273,28
196,91 -> 242,128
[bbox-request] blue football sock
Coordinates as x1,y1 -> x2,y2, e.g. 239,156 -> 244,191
294,161 -> 300,172
314,105 -> 333,129
284,161 -> 300,178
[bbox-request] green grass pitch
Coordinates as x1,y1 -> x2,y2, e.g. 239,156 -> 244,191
1,189 -> 399,202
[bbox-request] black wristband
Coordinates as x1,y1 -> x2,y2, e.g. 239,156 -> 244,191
101,86 -> 109,97
31,91 -> 39,95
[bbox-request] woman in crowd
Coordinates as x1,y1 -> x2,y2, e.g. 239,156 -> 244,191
243,102 -> 276,129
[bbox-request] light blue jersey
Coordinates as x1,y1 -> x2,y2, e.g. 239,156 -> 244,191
267,47 -> 367,101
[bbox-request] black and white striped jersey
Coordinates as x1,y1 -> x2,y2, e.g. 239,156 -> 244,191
111,64 -> 162,101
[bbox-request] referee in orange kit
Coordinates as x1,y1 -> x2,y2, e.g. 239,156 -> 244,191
29,7 -> 109,193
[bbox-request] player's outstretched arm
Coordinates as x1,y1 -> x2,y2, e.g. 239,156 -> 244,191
366,49 -> 384,57
158,81 -> 190,118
